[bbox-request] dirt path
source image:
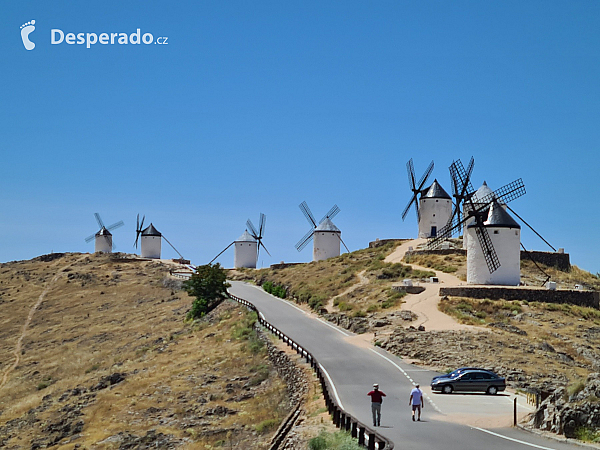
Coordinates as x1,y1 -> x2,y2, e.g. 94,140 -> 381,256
385,239 -> 478,332
0,255 -> 86,391
325,270 -> 369,313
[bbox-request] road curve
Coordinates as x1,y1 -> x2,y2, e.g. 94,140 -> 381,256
229,281 -> 579,450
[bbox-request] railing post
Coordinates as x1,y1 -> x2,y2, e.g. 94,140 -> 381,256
514,397 -> 517,426
368,433 -> 375,450
358,427 -> 365,446
333,409 -> 340,427
351,421 -> 357,438
340,412 -> 346,429
344,415 -> 351,431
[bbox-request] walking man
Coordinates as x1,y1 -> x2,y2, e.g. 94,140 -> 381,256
409,384 -> 424,421
367,383 -> 386,427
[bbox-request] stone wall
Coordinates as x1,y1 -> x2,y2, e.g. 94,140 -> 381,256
440,286 -> 599,309
259,331 -> 308,409
406,248 -> 571,272
520,250 -> 570,271
269,262 -> 305,270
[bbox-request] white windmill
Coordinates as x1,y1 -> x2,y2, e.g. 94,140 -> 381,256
134,214 -> 186,261
85,213 -> 124,253
401,159 -> 452,238
466,200 -> 521,285
428,158 -> 526,286
211,213 -> 271,269
295,201 -> 349,262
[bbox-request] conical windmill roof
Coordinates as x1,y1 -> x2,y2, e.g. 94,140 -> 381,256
421,179 -> 451,199
485,201 -> 520,228
142,223 -> 162,236
468,200 -> 520,229
316,217 -> 340,232
474,181 -> 493,200
97,227 -> 112,236
236,230 -> 257,242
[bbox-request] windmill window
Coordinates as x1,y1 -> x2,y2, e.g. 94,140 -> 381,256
494,230 -> 499,234
436,200 -> 438,202
433,214 -> 435,217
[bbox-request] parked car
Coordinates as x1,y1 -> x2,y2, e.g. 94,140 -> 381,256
431,369 -> 506,395
431,367 -> 486,383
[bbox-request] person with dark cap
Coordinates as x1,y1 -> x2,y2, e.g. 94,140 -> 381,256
367,383 -> 386,426
409,384 -> 424,421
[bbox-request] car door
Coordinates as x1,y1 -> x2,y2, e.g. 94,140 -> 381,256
472,372 -> 487,392
455,372 -> 473,392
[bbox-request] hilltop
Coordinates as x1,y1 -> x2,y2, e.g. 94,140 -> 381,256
0,252 -> 328,449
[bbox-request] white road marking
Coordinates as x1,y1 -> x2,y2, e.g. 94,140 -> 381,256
320,363 -> 344,409
315,317 -> 350,336
472,427 -> 558,450
368,348 -> 443,414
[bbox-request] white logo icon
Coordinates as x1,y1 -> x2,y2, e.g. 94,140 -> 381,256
20,20 -> 36,50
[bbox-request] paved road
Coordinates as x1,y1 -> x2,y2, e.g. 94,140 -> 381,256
230,281 -> 580,450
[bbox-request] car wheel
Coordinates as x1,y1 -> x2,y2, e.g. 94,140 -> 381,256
442,385 -> 453,394
487,386 -> 498,395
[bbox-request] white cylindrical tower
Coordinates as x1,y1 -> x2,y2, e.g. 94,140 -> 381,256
418,179 -> 452,238
141,223 -> 162,259
313,218 -> 341,261
234,230 -> 258,268
466,201 -> 521,286
95,228 -> 112,253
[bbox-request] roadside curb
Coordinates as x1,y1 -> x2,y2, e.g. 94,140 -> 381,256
516,424 -> 600,449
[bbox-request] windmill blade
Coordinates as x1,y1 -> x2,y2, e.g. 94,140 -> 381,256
416,160 -> 434,191
337,235 -> 350,253
107,220 -> 124,232
406,159 -> 416,190
465,156 -> 474,181
474,226 -> 501,273
401,195 -> 418,221
85,233 -> 96,243
506,205 -> 556,252
134,214 -> 144,248
295,228 -> 314,251
94,213 -> 105,229
162,235 -> 185,260
209,242 -> 234,264
258,213 -> 266,238
451,159 -> 475,200
259,241 -> 272,257
477,178 -> 526,206
246,219 -> 259,238
319,204 -> 340,224
134,230 -> 141,248
299,201 -> 317,228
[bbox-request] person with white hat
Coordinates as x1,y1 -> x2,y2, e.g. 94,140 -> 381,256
367,383 -> 386,426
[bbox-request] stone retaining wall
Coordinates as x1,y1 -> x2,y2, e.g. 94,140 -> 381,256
440,286 -> 599,308
406,249 -> 571,271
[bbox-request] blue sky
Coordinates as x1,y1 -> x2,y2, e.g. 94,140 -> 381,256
2,1 -> 599,275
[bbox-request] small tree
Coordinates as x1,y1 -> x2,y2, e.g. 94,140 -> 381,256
184,263 -> 231,320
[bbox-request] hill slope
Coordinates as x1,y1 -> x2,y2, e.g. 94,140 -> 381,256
0,253 -> 293,449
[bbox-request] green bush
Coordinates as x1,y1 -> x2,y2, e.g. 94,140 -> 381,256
263,281 -> 286,298
308,430 -> 362,449
184,263 -> 230,320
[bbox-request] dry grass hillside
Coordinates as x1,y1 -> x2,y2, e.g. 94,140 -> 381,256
0,252 -> 296,449
231,242 -> 435,316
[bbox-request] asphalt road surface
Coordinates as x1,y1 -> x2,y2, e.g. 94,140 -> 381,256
229,281 -> 581,450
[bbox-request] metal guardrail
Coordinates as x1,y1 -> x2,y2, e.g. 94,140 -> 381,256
229,293 -> 394,450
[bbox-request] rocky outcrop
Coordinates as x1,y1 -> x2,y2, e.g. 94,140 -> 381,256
529,373 -> 600,437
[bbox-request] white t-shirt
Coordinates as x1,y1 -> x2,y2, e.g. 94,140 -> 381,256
410,387 -> 423,405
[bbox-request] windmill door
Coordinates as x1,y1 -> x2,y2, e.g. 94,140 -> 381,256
431,226 -> 437,237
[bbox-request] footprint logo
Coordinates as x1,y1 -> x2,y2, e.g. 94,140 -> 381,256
20,20 -> 36,50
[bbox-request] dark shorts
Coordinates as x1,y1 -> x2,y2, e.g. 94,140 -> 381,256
412,404 -> 421,411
